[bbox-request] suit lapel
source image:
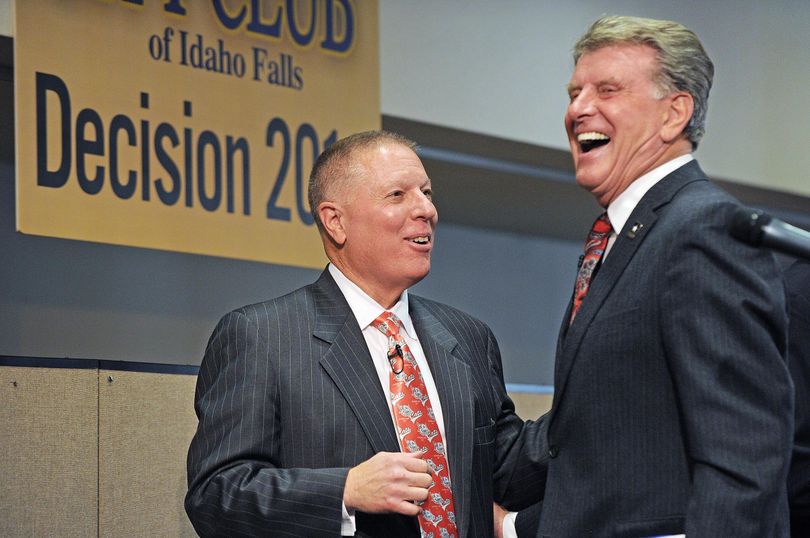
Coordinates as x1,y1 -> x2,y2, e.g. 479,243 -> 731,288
410,299 -> 474,538
313,271 -> 401,454
553,161 -> 707,406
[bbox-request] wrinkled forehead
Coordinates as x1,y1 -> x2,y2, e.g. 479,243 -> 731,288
332,141 -> 422,197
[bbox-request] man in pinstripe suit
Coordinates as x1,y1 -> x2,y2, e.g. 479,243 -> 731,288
185,131 -> 546,537
521,16 -> 794,537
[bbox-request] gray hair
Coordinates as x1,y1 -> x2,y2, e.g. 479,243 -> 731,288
574,15 -> 714,149
308,130 -> 418,232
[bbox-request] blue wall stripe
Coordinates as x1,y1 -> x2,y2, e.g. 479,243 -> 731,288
0,356 -> 99,369
505,383 -> 555,394
98,360 -> 199,375
0,355 -> 199,375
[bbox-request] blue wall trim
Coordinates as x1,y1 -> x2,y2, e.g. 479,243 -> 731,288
0,355 -> 199,375
98,360 -> 200,375
0,356 -> 99,369
505,383 -> 555,394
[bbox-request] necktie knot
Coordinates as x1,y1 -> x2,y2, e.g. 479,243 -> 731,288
371,311 -> 402,339
371,311 -> 406,373
587,212 -> 612,243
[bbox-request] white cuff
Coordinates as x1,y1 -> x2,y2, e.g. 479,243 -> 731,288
341,502 -> 356,536
502,511 -> 518,538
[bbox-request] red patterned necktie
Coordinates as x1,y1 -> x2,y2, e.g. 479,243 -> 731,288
371,311 -> 458,538
570,212 -> 612,324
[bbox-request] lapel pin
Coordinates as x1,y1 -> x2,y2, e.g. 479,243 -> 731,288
627,222 -> 644,238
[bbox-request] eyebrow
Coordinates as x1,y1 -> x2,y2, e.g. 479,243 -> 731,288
598,77 -> 621,87
567,77 -> 622,94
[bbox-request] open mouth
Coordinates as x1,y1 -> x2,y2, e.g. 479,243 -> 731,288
411,236 -> 431,245
577,131 -> 610,153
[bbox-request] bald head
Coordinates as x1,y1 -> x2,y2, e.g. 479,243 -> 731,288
308,130 -> 418,233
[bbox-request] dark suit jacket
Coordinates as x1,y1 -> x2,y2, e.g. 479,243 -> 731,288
786,259 -> 810,536
185,270 -> 546,537
535,161 -> 794,537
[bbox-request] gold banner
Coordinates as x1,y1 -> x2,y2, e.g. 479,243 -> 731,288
14,0 -> 379,268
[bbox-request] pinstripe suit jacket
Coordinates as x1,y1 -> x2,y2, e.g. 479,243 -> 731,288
185,270 -> 546,537
534,161 -> 794,537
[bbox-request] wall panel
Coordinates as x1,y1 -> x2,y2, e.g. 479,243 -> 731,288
98,369 -> 198,538
0,366 -> 98,537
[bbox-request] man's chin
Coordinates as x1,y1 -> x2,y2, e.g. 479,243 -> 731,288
575,173 -> 614,206
574,171 -> 602,192
404,266 -> 431,287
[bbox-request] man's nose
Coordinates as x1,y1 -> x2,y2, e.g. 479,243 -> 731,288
568,87 -> 596,118
414,192 -> 437,221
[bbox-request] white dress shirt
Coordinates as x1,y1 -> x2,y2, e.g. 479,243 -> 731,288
604,154 -> 694,260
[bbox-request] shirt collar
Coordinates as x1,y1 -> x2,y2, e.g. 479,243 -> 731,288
328,264 -> 415,338
607,154 -> 693,235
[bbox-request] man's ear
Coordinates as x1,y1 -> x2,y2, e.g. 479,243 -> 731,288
661,92 -> 694,143
318,201 -> 347,246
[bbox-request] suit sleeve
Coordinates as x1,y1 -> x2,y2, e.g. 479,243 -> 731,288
185,310 -> 349,538
485,325 -> 549,512
660,202 -> 793,536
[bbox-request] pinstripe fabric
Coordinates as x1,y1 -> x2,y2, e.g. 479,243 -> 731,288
536,161 -> 794,537
185,270 -> 546,537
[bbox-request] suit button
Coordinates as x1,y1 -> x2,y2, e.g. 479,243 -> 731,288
548,445 -> 559,458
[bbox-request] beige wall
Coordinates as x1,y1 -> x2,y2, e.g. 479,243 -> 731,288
1,366 -> 98,538
1,366 -> 197,537
98,369 -> 198,538
512,392 -> 553,420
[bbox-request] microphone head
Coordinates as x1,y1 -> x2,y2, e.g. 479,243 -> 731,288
730,207 -> 773,246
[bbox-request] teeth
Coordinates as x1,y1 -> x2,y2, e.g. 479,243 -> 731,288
412,236 -> 429,244
577,131 -> 610,153
577,131 -> 609,142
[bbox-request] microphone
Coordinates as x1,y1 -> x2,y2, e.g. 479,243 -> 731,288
387,344 -> 404,374
730,207 -> 810,260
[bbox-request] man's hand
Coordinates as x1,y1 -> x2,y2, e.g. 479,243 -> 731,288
493,502 -> 508,538
343,451 -> 432,515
